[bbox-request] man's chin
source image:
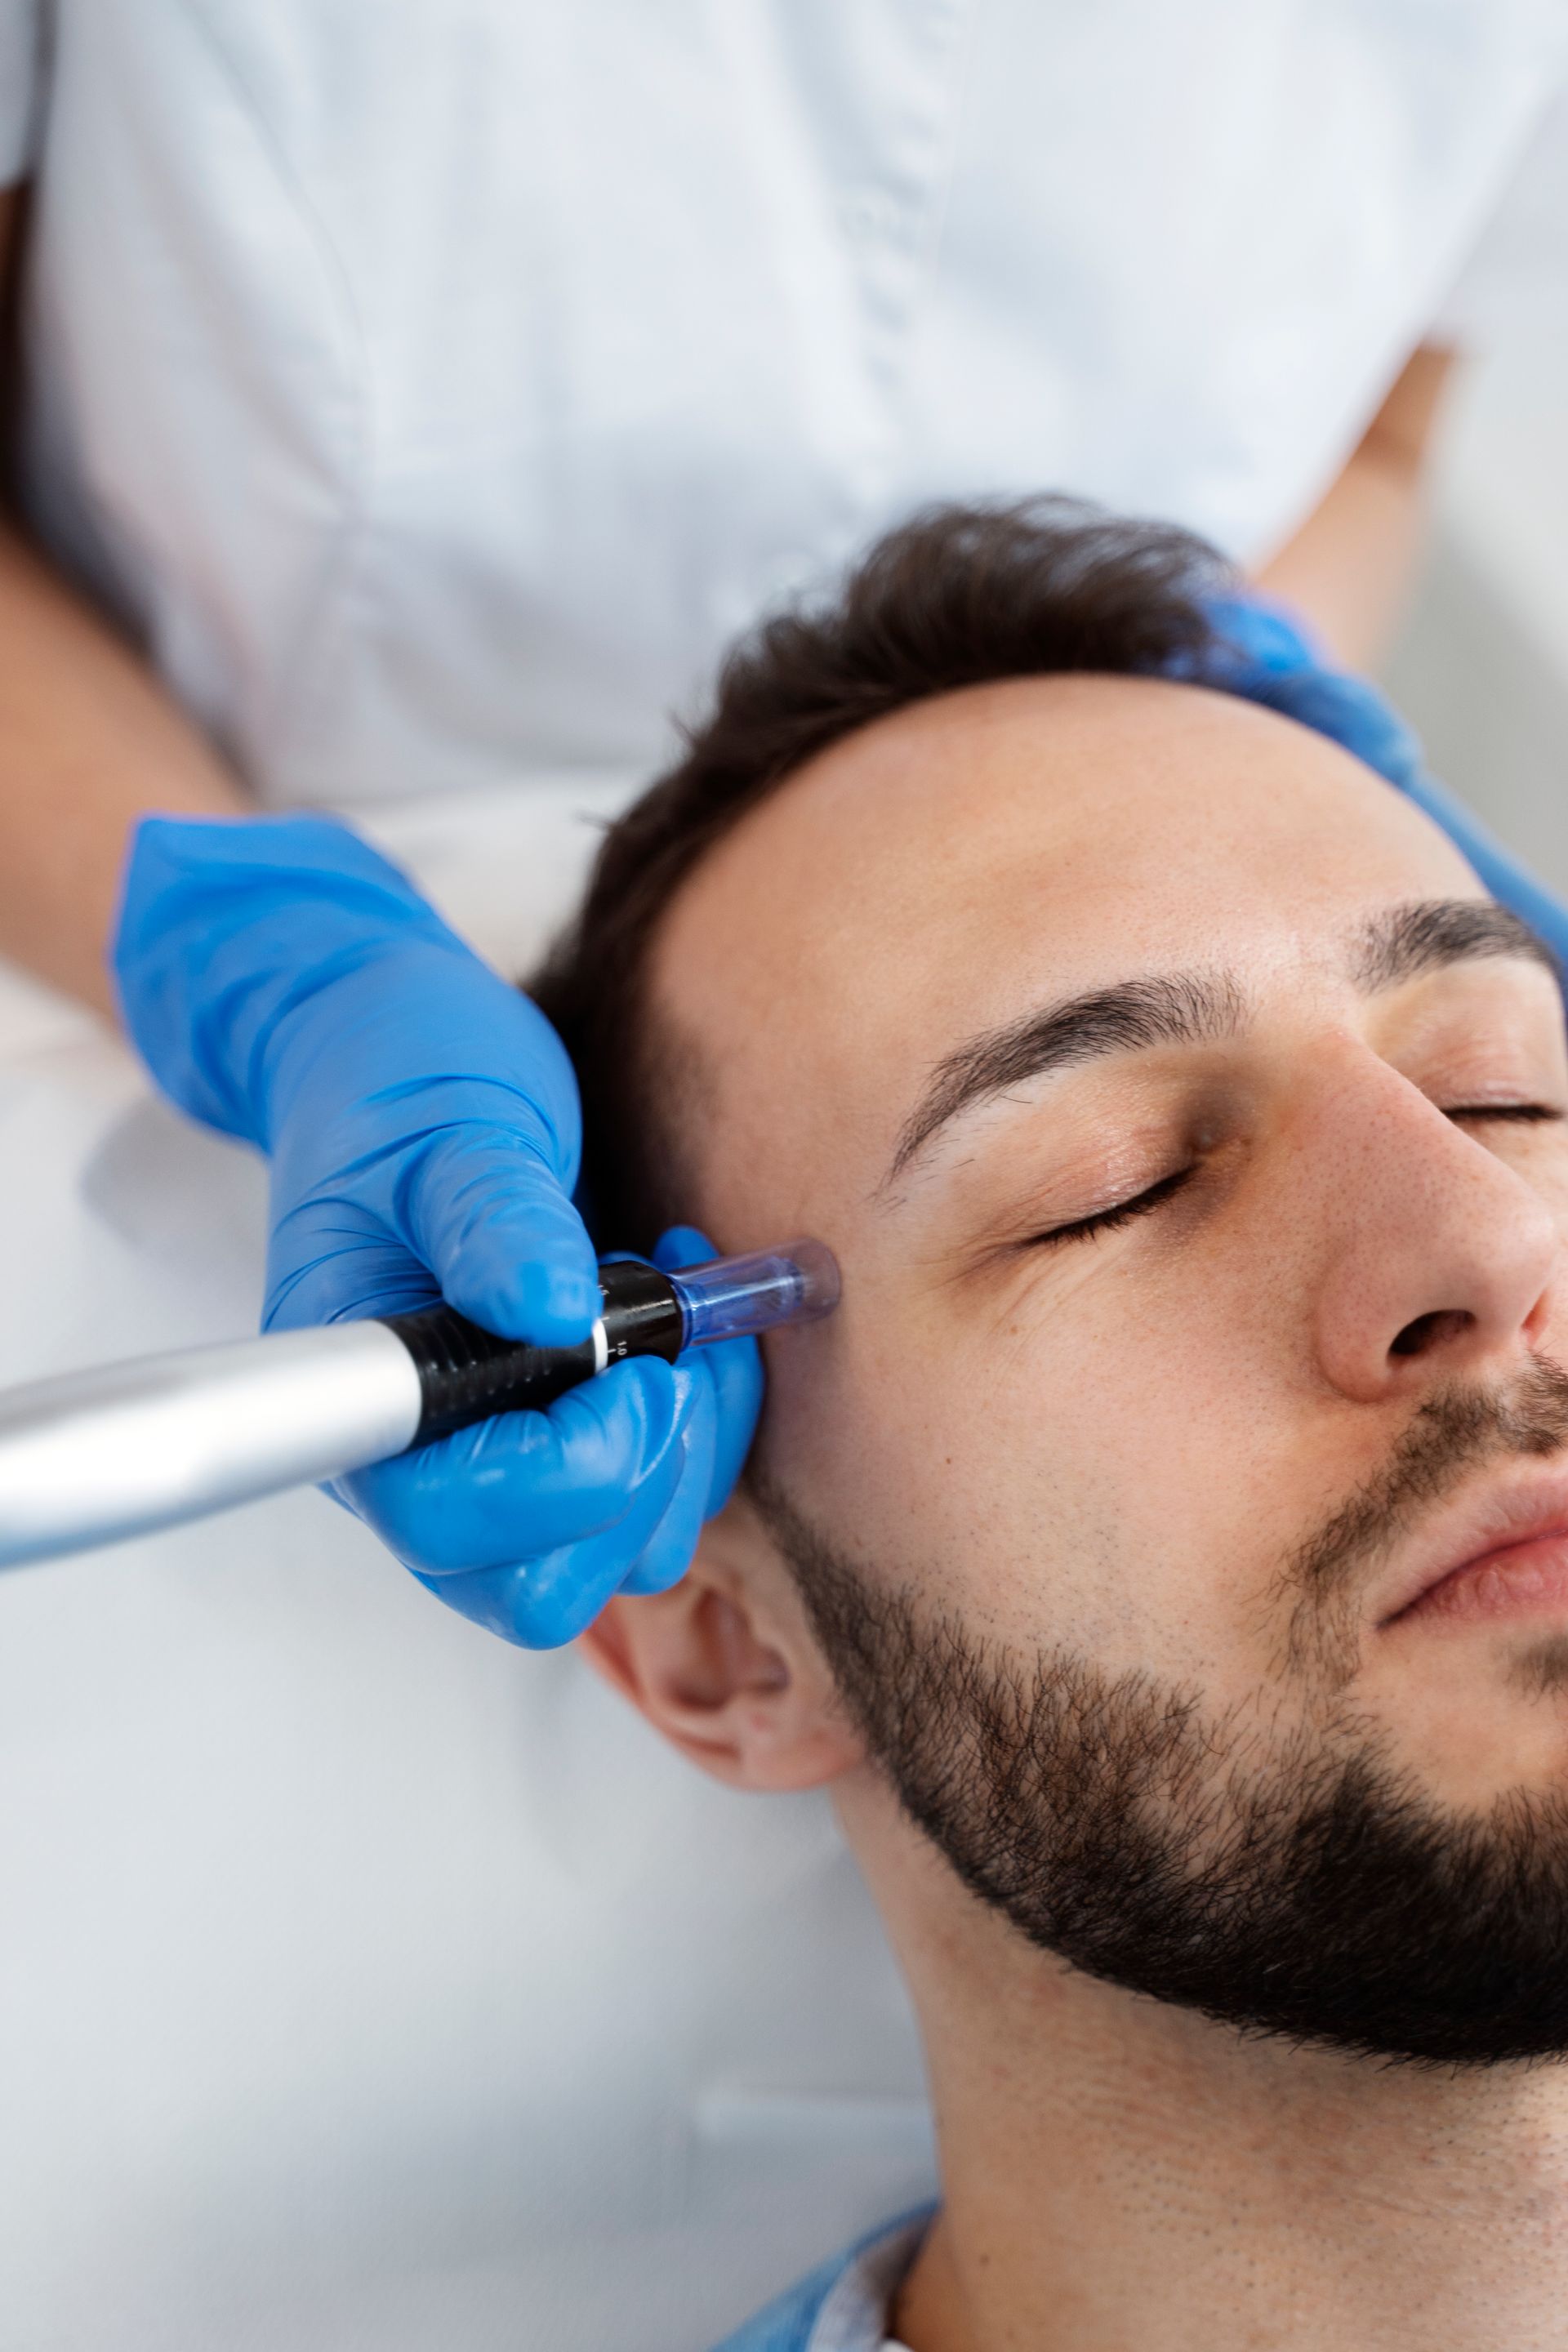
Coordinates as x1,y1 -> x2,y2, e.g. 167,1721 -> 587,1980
763,1469 -> 1568,2065
1023,1753 -> 1568,2069
1359,1640 -> 1568,1815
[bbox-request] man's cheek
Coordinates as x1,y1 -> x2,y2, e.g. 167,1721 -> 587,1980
961,1349 -> 1317,1687
795,1344 -> 1163,1655
765,1296 -> 1293,1682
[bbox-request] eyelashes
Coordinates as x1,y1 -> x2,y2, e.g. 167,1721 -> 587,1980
1444,1102 -> 1564,1123
1027,1163 -> 1196,1249
1027,1102 -> 1566,1250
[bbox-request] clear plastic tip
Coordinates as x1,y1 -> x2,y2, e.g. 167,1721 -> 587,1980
668,1240 -> 840,1350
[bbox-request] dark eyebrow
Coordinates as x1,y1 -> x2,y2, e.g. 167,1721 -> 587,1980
882,898 -> 1559,1196
885,971 -> 1245,1186
1354,898 -> 1559,992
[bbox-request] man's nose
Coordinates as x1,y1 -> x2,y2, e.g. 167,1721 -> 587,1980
1307,1052 -> 1561,1404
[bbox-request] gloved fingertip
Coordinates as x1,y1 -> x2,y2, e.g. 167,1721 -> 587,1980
503,1555 -> 625,1648
458,1244 -> 599,1346
527,1254 -> 603,1343
653,1224 -> 720,1274
616,1530 -> 698,1598
506,1588 -> 592,1650
408,1563 -> 590,1650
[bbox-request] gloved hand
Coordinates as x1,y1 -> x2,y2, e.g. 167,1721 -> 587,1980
113,814 -> 761,1645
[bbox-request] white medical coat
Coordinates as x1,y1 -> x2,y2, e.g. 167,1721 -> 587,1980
0,6 -> 1566,2349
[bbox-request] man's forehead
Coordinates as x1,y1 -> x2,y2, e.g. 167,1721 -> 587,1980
648,672 -> 1481,1211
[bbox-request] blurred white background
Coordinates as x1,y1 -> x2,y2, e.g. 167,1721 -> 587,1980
1384,115 -> 1568,892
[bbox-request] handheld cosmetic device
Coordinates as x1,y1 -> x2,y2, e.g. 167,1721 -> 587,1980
0,1241 -> 839,1570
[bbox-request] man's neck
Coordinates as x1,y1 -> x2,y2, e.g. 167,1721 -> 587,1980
853,1812 -> 1568,2351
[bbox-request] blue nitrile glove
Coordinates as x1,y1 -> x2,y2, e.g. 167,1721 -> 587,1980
112,815 -> 762,1646
1200,596 -> 1568,971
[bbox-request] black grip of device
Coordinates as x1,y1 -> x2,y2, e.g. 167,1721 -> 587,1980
387,1307 -> 599,1443
595,1259 -> 685,1368
386,1262 -> 684,1446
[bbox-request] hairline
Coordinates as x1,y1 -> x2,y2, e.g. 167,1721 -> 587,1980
531,497 -> 1240,1249
613,667 -> 1196,1236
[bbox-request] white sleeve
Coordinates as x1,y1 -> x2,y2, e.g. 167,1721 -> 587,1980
0,0 -> 43,188
1428,75 -> 1568,349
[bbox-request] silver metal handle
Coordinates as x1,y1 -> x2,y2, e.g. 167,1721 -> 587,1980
0,1323 -> 424,1569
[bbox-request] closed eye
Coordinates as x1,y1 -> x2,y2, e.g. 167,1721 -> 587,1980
1027,1163 -> 1196,1248
1027,1106 -> 1562,1251
1445,1102 -> 1564,1123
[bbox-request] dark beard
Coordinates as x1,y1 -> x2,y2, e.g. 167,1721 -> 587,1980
756,1359 -> 1568,2067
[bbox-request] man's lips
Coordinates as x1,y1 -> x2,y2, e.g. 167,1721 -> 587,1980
1379,1465 -> 1568,1630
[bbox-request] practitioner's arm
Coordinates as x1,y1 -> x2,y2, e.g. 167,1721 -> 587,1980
1256,342 -> 1458,672
0,185 -> 247,1016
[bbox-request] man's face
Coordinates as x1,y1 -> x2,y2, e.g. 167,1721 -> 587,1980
648,673 -> 1568,2058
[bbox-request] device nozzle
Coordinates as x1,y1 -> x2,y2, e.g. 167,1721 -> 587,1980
668,1240 -> 840,1349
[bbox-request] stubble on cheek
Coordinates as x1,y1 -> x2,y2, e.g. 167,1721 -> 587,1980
1509,1635 -> 1568,1703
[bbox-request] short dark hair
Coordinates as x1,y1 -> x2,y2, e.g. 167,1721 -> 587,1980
531,497 -> 1232,1249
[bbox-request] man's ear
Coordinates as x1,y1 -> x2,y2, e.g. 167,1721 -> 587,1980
581,1497 -> 863,1792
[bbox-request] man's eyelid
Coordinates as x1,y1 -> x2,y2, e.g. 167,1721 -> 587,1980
887,1022 -> 1254,1205
1370,954 -> 1567,1056
1443,1096 -> 1566,1122
1374,973 -> 1568,1087
1395,1036 -> 1568,1117
965,1112 -> 1207,1250
1025,1161 -> 1196,1248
